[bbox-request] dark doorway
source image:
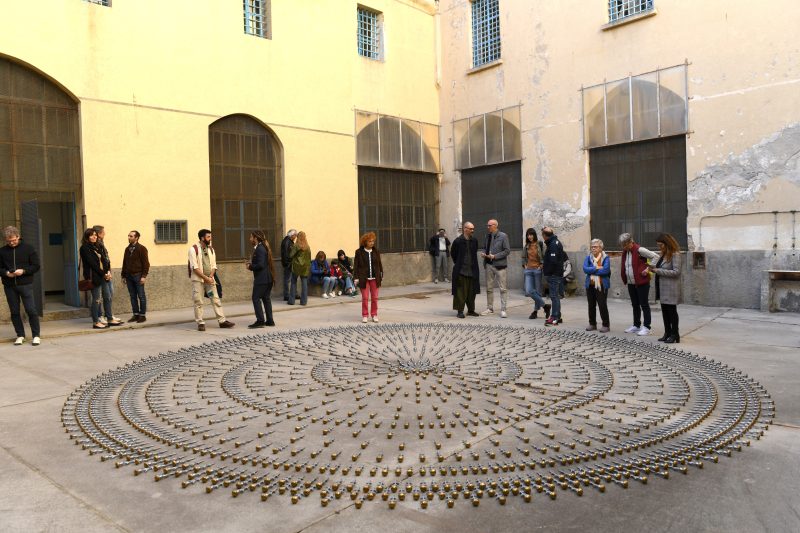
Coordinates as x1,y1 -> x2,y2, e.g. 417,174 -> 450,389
589,136 -> 687,249
0,56 -> 82,309
461,161 -> 523,248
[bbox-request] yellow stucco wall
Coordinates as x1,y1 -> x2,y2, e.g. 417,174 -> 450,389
0,0 -> 438,264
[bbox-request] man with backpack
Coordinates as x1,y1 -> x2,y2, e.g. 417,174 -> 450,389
542,226 -> 566,326
188,229 -> 234,331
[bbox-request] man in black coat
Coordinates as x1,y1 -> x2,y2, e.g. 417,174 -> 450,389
450,222 -> 480,319
280,229 -> 297,301
0,226 -> 41,345
428,228 -> 451,283
541,226 -> 565,326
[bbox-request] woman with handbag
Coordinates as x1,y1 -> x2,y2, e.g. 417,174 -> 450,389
80,228 -> 122,329
647,233 -> 682,343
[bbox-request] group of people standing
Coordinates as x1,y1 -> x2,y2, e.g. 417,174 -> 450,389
447,219 -> 682,342
3,218 -> 681,345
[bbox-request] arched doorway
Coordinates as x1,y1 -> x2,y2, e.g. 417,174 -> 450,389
208,114 -> 283,260
0,55 -> 82,311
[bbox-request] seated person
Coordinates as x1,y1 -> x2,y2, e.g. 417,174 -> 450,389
330,258 -> 355,296
310,251 -> 338,298
336,250 -> 358,296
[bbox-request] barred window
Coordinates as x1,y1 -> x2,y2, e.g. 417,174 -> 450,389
471,0 -> 500,68
154,220 -> 187,244
608,0 -> 654,23
357,6 -> 382,60
209,115 -> 282,260
244,0 -> 270,39
85,0 -> 110,6
358,167 -> 438,253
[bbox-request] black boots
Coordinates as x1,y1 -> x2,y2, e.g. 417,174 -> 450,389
665,334 -> 680,344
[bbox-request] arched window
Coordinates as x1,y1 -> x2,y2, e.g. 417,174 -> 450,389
208,115 -> 282,260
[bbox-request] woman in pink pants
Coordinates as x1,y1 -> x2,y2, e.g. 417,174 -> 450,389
353,232 -> 383,323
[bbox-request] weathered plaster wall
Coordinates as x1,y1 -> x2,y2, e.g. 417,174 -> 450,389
438,0 -> 800,309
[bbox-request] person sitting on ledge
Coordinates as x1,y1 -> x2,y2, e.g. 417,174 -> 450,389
310,251 -> 338,298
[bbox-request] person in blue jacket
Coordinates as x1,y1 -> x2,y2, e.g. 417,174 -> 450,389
246,230 -> 276,328
583,238 -> 611,333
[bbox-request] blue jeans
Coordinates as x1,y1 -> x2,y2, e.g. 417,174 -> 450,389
90,279 -> 113,323
4,284 -> 40,337
523,268 -> 545,310
546,275 -> 562,319
125,274 -> 147,315
289,275 -> 308,305
322,276 -> 337,294
282,264 -> 292,300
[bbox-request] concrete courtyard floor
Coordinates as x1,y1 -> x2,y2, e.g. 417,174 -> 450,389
1,282 -> 798,533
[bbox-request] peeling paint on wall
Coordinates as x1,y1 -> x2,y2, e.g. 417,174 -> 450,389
689,123 -> 800,216
523,185 -> 589,235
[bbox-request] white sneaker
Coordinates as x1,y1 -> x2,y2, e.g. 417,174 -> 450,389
14,337 -> 24,346
322,293 -> 329,299
32,336 -> 41,346
481,309 -> 494,316
372,316 -> 379,323
362,317 -> 369,323
500,311 -> 507,318
337,291 -> 342,296
434,279 -> 438,284
624,325 -> 640,333
99,317 -> 107,324
637,326 -> 651,336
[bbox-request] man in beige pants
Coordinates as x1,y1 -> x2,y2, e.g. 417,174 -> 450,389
188,229 -> 235,331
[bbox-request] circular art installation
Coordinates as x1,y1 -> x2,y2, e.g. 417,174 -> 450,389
62,324 -> 773,509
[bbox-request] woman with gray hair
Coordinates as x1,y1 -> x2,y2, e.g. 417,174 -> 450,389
582,238 -> 611,332
619,233 -> 657,336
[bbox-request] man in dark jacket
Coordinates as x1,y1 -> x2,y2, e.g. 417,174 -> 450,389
121,230 -> 150,323
450,222 -> 480,319
280,229 -> 297,302
541,226 -> 565,326
428,228 -> 451,283
0,226 -> 41,345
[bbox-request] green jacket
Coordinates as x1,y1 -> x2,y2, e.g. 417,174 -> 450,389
290,247 -> 311,277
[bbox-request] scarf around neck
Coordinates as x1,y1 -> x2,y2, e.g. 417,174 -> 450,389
590,251 -> 607,290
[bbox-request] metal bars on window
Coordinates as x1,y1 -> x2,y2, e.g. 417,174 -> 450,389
581,64 -> 687,149
471,0 -> 501,67
85,0 -> 110,6
453,105 -> 521,170
355,111 -> 440,173
608,0 -> 654,23
244,0 -> 270,39
357,167 -> 438,253
154,220 -> 187,244
357,7 -> 382,60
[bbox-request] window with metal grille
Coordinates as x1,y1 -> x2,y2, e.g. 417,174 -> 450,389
461,161 -> 522,248
608,0 -> 654,23
244,0 -> 270,39
357,6 -> 382,60
85,0 -> 110,5
358,167 -> 438,253
209,115 -> 282,260
471,0 -> 501,68
589,136 -> 687,250
154,220 -> 187,244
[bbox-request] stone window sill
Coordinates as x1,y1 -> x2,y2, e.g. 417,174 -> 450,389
601,9 -> 657,31
467,59 -> 503,76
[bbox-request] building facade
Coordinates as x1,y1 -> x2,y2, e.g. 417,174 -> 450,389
1,0 -> 798,322
0,0 -> 441,319
439,0 -> 800,310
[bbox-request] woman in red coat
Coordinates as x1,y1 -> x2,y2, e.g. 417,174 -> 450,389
353,232 -> 383,323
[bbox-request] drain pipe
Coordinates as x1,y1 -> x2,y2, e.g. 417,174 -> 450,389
697,210 -> 797,251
